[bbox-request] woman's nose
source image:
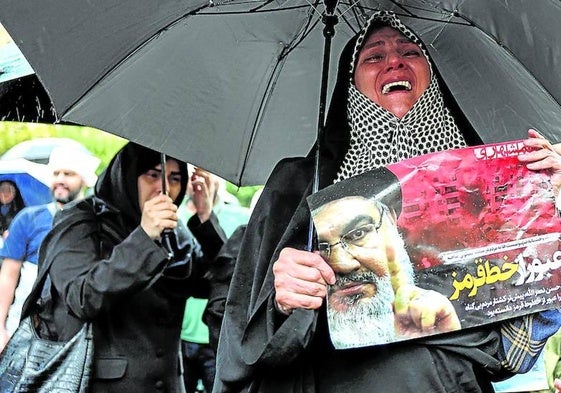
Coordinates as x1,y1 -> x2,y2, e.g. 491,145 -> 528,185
385,52 -> 404,70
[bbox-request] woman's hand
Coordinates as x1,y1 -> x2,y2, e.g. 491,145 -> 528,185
553,378 -> 561,393
273,247 -> 336,314
519,129 -> 561,200
140,194 -> 178,239
190,167 -> 216,223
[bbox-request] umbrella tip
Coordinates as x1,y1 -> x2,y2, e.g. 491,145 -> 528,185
323,0 -> 337,14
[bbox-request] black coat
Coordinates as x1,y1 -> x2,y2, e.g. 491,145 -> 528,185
213,30 -> 509,393
38,143 -> 226,393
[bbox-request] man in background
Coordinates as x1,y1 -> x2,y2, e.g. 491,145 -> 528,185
0,145 -> 99,351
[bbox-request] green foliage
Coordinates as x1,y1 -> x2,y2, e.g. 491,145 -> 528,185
226,184 -> 263,208
0,121 -> 127,173
0,121 -> 262,205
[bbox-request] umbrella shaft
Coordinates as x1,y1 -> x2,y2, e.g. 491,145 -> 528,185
308,11 -> 338,252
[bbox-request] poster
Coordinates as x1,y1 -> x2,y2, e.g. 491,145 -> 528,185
307,140 -> 561,349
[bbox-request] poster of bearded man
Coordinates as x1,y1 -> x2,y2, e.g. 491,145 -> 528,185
308,140 -> 561,349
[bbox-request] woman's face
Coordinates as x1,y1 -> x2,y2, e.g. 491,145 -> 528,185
137,159 -> 182,212
0,182 -> 16,205
354,26 -> 430,119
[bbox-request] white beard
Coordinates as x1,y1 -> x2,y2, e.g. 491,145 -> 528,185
327,228 -> 415,348
327,275 -> 397,348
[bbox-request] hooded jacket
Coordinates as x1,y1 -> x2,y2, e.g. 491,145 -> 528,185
38,142 -> 226,393
213,14 -> 509,393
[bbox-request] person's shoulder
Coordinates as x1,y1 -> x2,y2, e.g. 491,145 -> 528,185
55,196 -> 98,222
59,198 -> 94,214
274,155 -> 311,170
267,156 -> 313,186
25,203 -> 52,214
11,203 -> 52,222
262,156 -> 315,203
53,197 -> 100,227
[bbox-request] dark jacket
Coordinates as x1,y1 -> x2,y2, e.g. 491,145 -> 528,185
204,224 -> 247,353
38,143 -> 226,393
213,27 -> 507,393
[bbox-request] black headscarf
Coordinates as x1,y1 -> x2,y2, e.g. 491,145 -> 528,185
316,12 -> 481,185
215,11 -> 501,393
94,142 -> 188,233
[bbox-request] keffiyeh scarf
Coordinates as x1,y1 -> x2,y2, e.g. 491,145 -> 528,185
335,10 -> 561,375
335,11 -> 467,182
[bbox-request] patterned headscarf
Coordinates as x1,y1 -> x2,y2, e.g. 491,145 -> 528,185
335,11 -> 467,181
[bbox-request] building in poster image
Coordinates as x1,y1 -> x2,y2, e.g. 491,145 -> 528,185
307,140 -> 561,349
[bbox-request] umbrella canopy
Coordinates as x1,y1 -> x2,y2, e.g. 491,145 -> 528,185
0,158 -> 51,206
1,0 -> 561,185
0,74 -> 56,123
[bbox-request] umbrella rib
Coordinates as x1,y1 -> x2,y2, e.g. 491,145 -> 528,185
241,20 -> 323,182
341,0 -> 470,28
281,14 -> 322,59
62,2 -> 214,119
249,0 -> 280,12
245,0 -> 319,13
405,1 -> 561,121
440,11 -> 561,109
386,0 -> 421,18
239,4 -> 320,181
303,0 -> 326,20
337,0 -> 368,34
196,3 -> 315,15
239,58 -> 287,183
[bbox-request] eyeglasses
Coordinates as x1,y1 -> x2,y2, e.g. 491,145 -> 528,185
317,205 -> 385,259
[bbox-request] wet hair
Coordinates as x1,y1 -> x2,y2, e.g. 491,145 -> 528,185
134,148 -> 162,178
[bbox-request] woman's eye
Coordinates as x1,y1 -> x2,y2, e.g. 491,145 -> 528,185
403,49 -> 421,57
169,175 -> 182,184
142,170 -> 161,181
364,53 -> 384,62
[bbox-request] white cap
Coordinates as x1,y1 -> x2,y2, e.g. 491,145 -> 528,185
48,146 -> 101,187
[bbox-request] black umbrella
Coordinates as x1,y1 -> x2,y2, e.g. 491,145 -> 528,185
0,74 -> 55,123
1,0 -> 561,186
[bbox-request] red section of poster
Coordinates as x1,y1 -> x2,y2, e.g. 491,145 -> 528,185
307,140 -> 561,349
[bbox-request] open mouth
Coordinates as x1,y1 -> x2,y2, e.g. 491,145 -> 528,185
382,80 -> 412,94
